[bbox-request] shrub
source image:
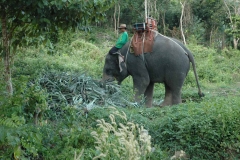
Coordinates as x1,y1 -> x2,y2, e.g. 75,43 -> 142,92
145,97 -> 240,159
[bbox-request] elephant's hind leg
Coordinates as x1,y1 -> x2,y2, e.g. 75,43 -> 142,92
171,89 -> 182,105
160,84 -> 172,107
144,82 -> 154,108
161,83 -> 182,107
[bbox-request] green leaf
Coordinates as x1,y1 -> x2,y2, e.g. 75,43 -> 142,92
43,0 -> 48,5
14,145 -> 22,159
37,1 -> 43,8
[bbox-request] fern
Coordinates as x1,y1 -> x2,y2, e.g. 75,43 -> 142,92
0,113 -> 25,128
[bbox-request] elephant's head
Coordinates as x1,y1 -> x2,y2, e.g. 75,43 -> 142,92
102,52 -> 128,85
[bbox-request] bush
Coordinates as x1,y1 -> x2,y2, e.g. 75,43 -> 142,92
83,96 -> 240,159
143,97 -> 240,159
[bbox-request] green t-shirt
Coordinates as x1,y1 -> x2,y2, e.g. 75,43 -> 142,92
115,31 -> 128,49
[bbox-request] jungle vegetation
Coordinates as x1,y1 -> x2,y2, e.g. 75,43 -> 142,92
0,0 -> 240,159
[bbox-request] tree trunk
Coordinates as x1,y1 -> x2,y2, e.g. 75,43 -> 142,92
180,1 -> 186,45
223,0 -> 239,49
233,37 -> 239,49
114,4 -> 117,34
222,34 -> 226,49
114,3 -> 120,36
117,4 -> 120,36
209,29 -> 213,47
154,0 -> 158,19
1,10 -> 13,95
145,0 -> 148,20
162,12 -> 166,35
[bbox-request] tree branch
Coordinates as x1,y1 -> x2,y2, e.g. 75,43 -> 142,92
223,0 -> 233,25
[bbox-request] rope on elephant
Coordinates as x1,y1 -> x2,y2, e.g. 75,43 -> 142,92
142,32 -> 145,61
154,31 -> 188,56
123,36 -> 133,71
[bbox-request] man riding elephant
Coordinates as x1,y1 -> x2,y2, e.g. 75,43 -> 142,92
108,24 -> 128,54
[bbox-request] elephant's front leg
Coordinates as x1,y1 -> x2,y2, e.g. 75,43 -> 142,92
144,82 -> 154,107
133,77 -> 150,106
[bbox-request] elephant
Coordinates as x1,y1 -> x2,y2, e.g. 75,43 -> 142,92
102,32 -> 204,107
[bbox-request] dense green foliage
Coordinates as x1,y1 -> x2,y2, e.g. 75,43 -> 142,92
88,97 -> 240,160
103,0 -> 240,49
1,0 -> 240,95
0,0 -> 115,47
0,28 -> 240,159
0,0 -> 116,95
2,0 -> 237,50
1,1 -> 240,159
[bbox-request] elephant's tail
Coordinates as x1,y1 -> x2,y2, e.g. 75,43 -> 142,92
188,53 -> 205,97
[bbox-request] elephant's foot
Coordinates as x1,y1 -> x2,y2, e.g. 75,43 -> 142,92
145,99 -> 153,108
159,100 -> 172,107
160,99 -> 182,107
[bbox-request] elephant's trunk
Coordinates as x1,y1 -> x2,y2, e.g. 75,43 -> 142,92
100,73 -> 115,88
101,73 -> 115,84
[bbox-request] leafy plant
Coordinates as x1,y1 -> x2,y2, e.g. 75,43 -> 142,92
38,71 -> 132,116
145,97 -> 240,159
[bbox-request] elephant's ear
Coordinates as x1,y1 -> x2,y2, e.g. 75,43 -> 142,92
112,51 -> 125,72
118,55 -> 125,72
